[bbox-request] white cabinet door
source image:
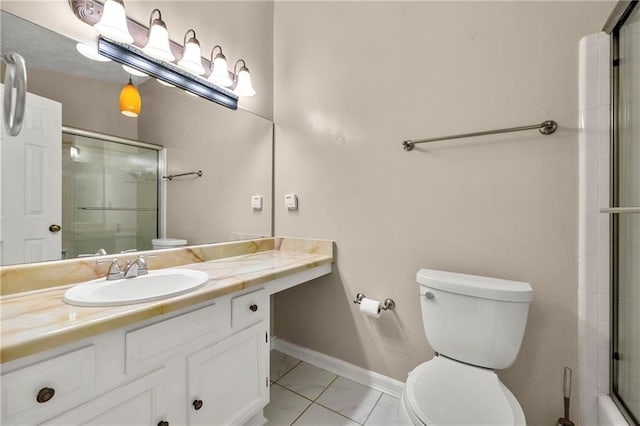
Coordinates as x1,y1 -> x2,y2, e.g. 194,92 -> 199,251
187,322 -> 269,426
42,368 -> 170,426
0,86 -> 62,265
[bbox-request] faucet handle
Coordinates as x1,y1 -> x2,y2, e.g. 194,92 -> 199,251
96,259 -> 124,280
135,254 -> 157,276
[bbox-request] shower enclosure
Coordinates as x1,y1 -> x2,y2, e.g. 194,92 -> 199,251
609,2 -> 639,424
61,129 -> 163,258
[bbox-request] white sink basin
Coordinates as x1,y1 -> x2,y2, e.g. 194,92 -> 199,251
63,269 -> 210,307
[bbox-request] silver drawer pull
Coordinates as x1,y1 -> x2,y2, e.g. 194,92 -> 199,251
600,207 -> 640,214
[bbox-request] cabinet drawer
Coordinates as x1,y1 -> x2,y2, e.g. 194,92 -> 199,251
126,303 -> 228,372
1,345 -> 96,424
231,288 -> 267,330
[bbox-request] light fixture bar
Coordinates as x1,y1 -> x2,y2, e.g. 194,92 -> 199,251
98,37 -> 238,110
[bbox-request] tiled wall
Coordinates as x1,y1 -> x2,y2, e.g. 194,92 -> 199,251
577,31 -> 611,423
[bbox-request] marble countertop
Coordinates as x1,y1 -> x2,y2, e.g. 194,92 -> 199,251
0,238 -> 333,363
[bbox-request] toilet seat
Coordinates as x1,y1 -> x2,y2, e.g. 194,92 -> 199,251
403,356 -> 525,426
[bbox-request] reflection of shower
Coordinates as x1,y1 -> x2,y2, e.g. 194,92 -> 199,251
62,128 -> 163,258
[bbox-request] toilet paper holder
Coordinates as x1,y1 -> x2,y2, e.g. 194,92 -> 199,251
353,293 -> 396,311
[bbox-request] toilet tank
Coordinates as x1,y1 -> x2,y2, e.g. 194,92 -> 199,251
417,269 -> 533,370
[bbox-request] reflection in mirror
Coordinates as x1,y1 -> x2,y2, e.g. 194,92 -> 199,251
0,10 -> 273,266
62,130 -> 161,259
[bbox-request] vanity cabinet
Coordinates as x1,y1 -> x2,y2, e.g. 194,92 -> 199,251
0,287 -> 270,426
187,322 -> 268,426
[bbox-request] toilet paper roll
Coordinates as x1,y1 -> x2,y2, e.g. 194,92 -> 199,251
359,298 -> 382,318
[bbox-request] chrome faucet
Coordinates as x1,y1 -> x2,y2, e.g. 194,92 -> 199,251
97,255 -> 155,280
96,259 -> 124,280
78,248 -> 108,258
123,255 -> 154,278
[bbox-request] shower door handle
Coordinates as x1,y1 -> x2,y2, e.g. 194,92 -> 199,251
600,207 -> 640,214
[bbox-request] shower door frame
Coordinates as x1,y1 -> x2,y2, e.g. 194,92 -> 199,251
61,126 -> 168,248
607,1 -> 639,424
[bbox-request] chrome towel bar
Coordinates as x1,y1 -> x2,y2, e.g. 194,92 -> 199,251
163,170 -> 203,181
402,120 -> 558,151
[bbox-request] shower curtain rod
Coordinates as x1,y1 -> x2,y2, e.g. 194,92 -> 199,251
402,120 -> 558,151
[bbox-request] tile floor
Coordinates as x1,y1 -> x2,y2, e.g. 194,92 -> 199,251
265,350 -> 399,426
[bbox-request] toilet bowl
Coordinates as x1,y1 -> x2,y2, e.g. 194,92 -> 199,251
398,269 -> 533,426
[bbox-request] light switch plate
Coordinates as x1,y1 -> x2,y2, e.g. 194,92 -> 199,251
251,195 -> 263,210
284,193 -> 298,210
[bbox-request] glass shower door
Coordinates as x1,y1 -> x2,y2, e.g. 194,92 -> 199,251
611,3 -> 640,424
62,132 -> 159,258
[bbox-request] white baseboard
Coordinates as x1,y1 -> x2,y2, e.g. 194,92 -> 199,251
272,337 -> 405,398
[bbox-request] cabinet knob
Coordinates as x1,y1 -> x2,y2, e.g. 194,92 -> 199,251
249,304 -> 258,312
36,387 -> 55,403
49,224 -> 61,233
158,421 -> 169,426
193,399 -> 203,410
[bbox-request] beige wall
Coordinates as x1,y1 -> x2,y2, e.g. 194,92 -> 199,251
138,82 -> 272,245
27,68 -> 137,139
272,2 -> 614,424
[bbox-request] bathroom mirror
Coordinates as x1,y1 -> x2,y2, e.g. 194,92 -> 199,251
0,10 -> 273,266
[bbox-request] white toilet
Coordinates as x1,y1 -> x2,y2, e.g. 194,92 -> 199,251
397,269 -> 533,426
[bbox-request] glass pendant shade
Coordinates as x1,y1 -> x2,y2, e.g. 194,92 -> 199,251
209,55 -> 232,87
120,78 -> 141,117
234,67 -> 256,97
93,0 -> 134,44
142,10 -> 175,62
177,30 -> 205,75
76,42 -> 111,62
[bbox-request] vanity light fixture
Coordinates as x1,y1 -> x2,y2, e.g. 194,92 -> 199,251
76,41 -> 111,62
233,59 -> 256,97
177,30 -> 205,75
119,77 -> 141,117
98,37 -> 238,109
142,9 -> 175,62
71,1 -> 242,109
92,0 -> 133,44
208,45 -> 233,87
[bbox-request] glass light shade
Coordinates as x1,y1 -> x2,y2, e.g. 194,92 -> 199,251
143,24 -> 175,62
234,69 -> 256,97
93,0 -> 134,44
122,64 -> 148,77
177,41 -> 205,75
119,81 -> 141,117
208,56 -> 233,87
76,42 -> 111,62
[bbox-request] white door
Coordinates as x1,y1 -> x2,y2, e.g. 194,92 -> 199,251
0,85 -> 62,265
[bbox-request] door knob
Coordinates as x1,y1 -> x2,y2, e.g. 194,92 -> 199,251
49,224 -> 62,233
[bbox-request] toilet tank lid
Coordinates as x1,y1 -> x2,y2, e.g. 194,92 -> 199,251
417,269 -> 533,302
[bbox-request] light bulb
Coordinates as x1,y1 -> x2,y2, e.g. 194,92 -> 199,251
93,0 -> 134,44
